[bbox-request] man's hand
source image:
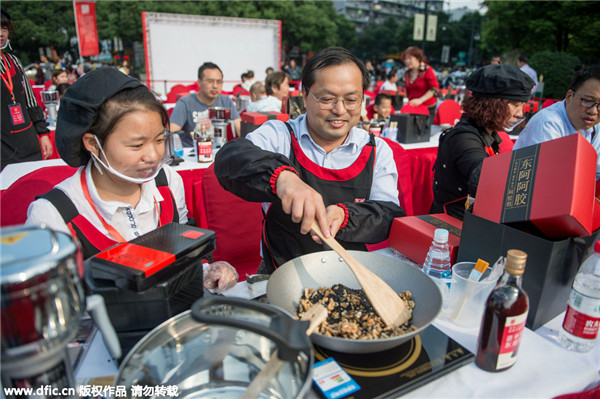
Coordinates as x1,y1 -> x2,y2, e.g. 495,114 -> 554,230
276,170 -> 330,236
39,135 -> 53,159
310,204 -> 346,244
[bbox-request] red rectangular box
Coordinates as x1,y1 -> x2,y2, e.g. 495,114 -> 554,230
241,112 -> 289,124
388,213 -> 462,266
473,134 -> 596,239
94,243 -> 176,277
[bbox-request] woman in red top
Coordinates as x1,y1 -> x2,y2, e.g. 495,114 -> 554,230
402,46 -> 440,122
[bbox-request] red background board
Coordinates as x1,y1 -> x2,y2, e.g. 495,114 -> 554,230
388,213 -> 462,266
473,134 -> 596,239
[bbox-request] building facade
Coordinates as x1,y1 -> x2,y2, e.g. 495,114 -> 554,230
334,0 -> 444,33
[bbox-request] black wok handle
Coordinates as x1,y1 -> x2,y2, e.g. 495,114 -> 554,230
191,296 -> 312,362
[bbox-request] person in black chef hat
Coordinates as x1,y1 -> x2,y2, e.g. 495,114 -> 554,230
431,64 -> 535,219
26,67 -> 238,292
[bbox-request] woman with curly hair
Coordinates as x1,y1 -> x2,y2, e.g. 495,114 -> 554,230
430,64 -> 535,219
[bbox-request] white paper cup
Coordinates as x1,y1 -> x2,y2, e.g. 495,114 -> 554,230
445,261 -> 497,328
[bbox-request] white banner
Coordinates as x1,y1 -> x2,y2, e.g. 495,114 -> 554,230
426,15 -> 438,42
413,14 -> 424,41
441,45 -> 450,64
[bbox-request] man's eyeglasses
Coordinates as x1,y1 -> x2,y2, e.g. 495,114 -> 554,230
203,79 -> 223,86
573,91 -> 600,111
309,92 -> 363,110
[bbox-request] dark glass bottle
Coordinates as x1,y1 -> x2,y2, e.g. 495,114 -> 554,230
475,249 -> 529,372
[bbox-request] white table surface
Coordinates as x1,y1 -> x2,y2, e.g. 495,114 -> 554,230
78,247 -> 599,398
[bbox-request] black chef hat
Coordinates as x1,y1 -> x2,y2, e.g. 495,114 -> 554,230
55,67 -> 144,167
466,64 -> 535,103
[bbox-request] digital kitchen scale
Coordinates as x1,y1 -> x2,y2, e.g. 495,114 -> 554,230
310,325 -> 474,398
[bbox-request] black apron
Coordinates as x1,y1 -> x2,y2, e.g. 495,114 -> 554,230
261,123 -> 376,272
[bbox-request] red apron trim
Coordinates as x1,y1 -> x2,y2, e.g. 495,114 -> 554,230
157,185 -> 176,225
261,205 -> 278,271
69,215 -> 118,253
290,130 -> 373,181
485,146 -> 497,157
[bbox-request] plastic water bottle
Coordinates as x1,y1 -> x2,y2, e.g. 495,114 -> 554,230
559,240 -> 600,353
423,228 -> 452,301
172,133 -> 184,158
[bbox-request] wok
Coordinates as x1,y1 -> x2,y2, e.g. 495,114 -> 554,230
267,250 -> 442,354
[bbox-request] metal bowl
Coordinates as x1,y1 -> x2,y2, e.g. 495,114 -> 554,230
116,298 -> 313,399
267,250 -> 442,354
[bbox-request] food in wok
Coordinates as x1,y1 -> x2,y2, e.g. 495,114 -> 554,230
297,284 -> 416,340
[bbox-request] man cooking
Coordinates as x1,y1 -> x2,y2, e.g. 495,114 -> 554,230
214,47 -> 405,274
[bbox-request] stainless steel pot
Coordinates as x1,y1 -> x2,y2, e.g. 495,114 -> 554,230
1,225 -> 85,396
267,250 -> 442,354
116,297 -> 313,399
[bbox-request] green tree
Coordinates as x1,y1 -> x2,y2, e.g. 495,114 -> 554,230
3,0 -> 355,65
482,0 -> 600,64
355,17 -> 400,60
530,51 -> 580,99
3,1 -> 76,65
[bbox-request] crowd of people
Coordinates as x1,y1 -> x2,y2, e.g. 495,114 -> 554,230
2,5 -> 599,282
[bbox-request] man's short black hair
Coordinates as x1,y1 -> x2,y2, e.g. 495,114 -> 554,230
518,55 -> 528,64
198,62 -> 223,80
569,65 -> 600,92
374,93 -> 392,106
386,69 -> 397,80
301,47 -> 369,93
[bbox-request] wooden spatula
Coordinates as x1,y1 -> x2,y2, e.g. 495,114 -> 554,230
240,304 -> 328,399
310,220 -> 411,328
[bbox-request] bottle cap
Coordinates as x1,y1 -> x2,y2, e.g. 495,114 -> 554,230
594,240 -> 600,254
433,228 -> 449,243
505,249 -> 527,275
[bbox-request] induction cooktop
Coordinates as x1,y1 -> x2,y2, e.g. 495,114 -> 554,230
311,324 -> 474,398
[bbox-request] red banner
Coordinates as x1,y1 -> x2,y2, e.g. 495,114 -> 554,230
73,1 -> 99,57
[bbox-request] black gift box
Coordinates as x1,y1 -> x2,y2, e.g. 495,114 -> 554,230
389,113 -> 431,144
457,212 -> 595,330
85,223 -> 216,333
85,261 -> 207,333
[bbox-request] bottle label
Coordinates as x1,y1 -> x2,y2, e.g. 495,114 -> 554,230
562,300 -> 600,340
497,311 -> 528,370
197,141 -> 213,162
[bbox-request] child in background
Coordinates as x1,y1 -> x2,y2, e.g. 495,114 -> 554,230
246,82 -> 269,112
373,93 -> 393,123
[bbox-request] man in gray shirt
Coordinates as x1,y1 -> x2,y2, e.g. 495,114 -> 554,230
170,62 -> 241,147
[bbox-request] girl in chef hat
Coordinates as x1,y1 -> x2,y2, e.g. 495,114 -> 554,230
26,67 -> 237,292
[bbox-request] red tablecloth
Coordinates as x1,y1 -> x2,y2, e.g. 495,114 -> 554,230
406,147 -> 437,215
176,168 -> 207,228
